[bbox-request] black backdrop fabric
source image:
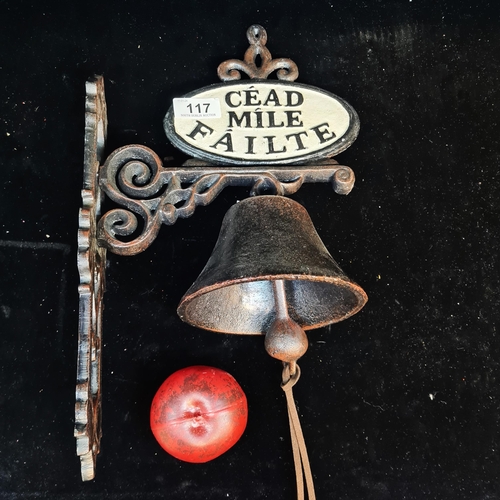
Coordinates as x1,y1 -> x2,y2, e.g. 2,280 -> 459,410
1,1 -> 500,498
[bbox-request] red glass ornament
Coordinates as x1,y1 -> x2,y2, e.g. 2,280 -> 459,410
150,365 -> 248,463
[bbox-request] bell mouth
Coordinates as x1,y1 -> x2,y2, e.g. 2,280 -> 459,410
177,274 -> 367,335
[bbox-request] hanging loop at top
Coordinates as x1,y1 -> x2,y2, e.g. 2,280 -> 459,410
217,25 -> 299,81
246,24 -> 268,46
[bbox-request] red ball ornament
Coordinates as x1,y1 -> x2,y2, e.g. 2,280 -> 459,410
150,365 -> 248,463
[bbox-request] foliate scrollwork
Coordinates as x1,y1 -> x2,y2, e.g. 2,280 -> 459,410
97,146 -> 167,255
333,167 -> 356,195
102,144 -> 166,199
97,145 -> 353,256
217,25 -> 299,82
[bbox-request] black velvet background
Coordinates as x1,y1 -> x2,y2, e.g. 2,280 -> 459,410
1,0 -> 500,498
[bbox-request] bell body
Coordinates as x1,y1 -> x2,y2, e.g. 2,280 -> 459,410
177,195 -> 367,335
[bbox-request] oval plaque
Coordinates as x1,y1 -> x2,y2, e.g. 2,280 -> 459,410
164,81 -> 359,165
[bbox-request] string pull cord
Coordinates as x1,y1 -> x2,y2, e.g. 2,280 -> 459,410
281,363 -> 316,500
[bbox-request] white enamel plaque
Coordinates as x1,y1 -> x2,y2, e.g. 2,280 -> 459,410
164,81 -> 359,165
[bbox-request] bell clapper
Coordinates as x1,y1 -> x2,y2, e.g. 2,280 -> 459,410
265,280 -> 309,370
268,280 -> 316,500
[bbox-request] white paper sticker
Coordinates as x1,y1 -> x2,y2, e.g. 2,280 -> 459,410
173,98 -> 221,119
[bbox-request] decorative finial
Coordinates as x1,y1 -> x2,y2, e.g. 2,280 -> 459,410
217,25 -> 299,82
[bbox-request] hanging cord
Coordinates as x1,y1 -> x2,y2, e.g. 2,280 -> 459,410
281,363 -> 316,500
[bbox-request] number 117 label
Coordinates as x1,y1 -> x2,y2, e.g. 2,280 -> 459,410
173,98 -> 221,119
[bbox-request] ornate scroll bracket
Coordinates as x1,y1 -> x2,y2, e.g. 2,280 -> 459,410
217,25 -> 299,81
97,144 -> 355,256
76,76 -> 107,481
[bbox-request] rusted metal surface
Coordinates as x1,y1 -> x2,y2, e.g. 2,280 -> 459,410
217,25 -> 299,81
75,76 -> 107,481
177,196 -> 367,334
97,145 -> 355,256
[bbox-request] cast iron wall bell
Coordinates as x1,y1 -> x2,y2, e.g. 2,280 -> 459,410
76,25 -> 367,498
177,195 -> 366,357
